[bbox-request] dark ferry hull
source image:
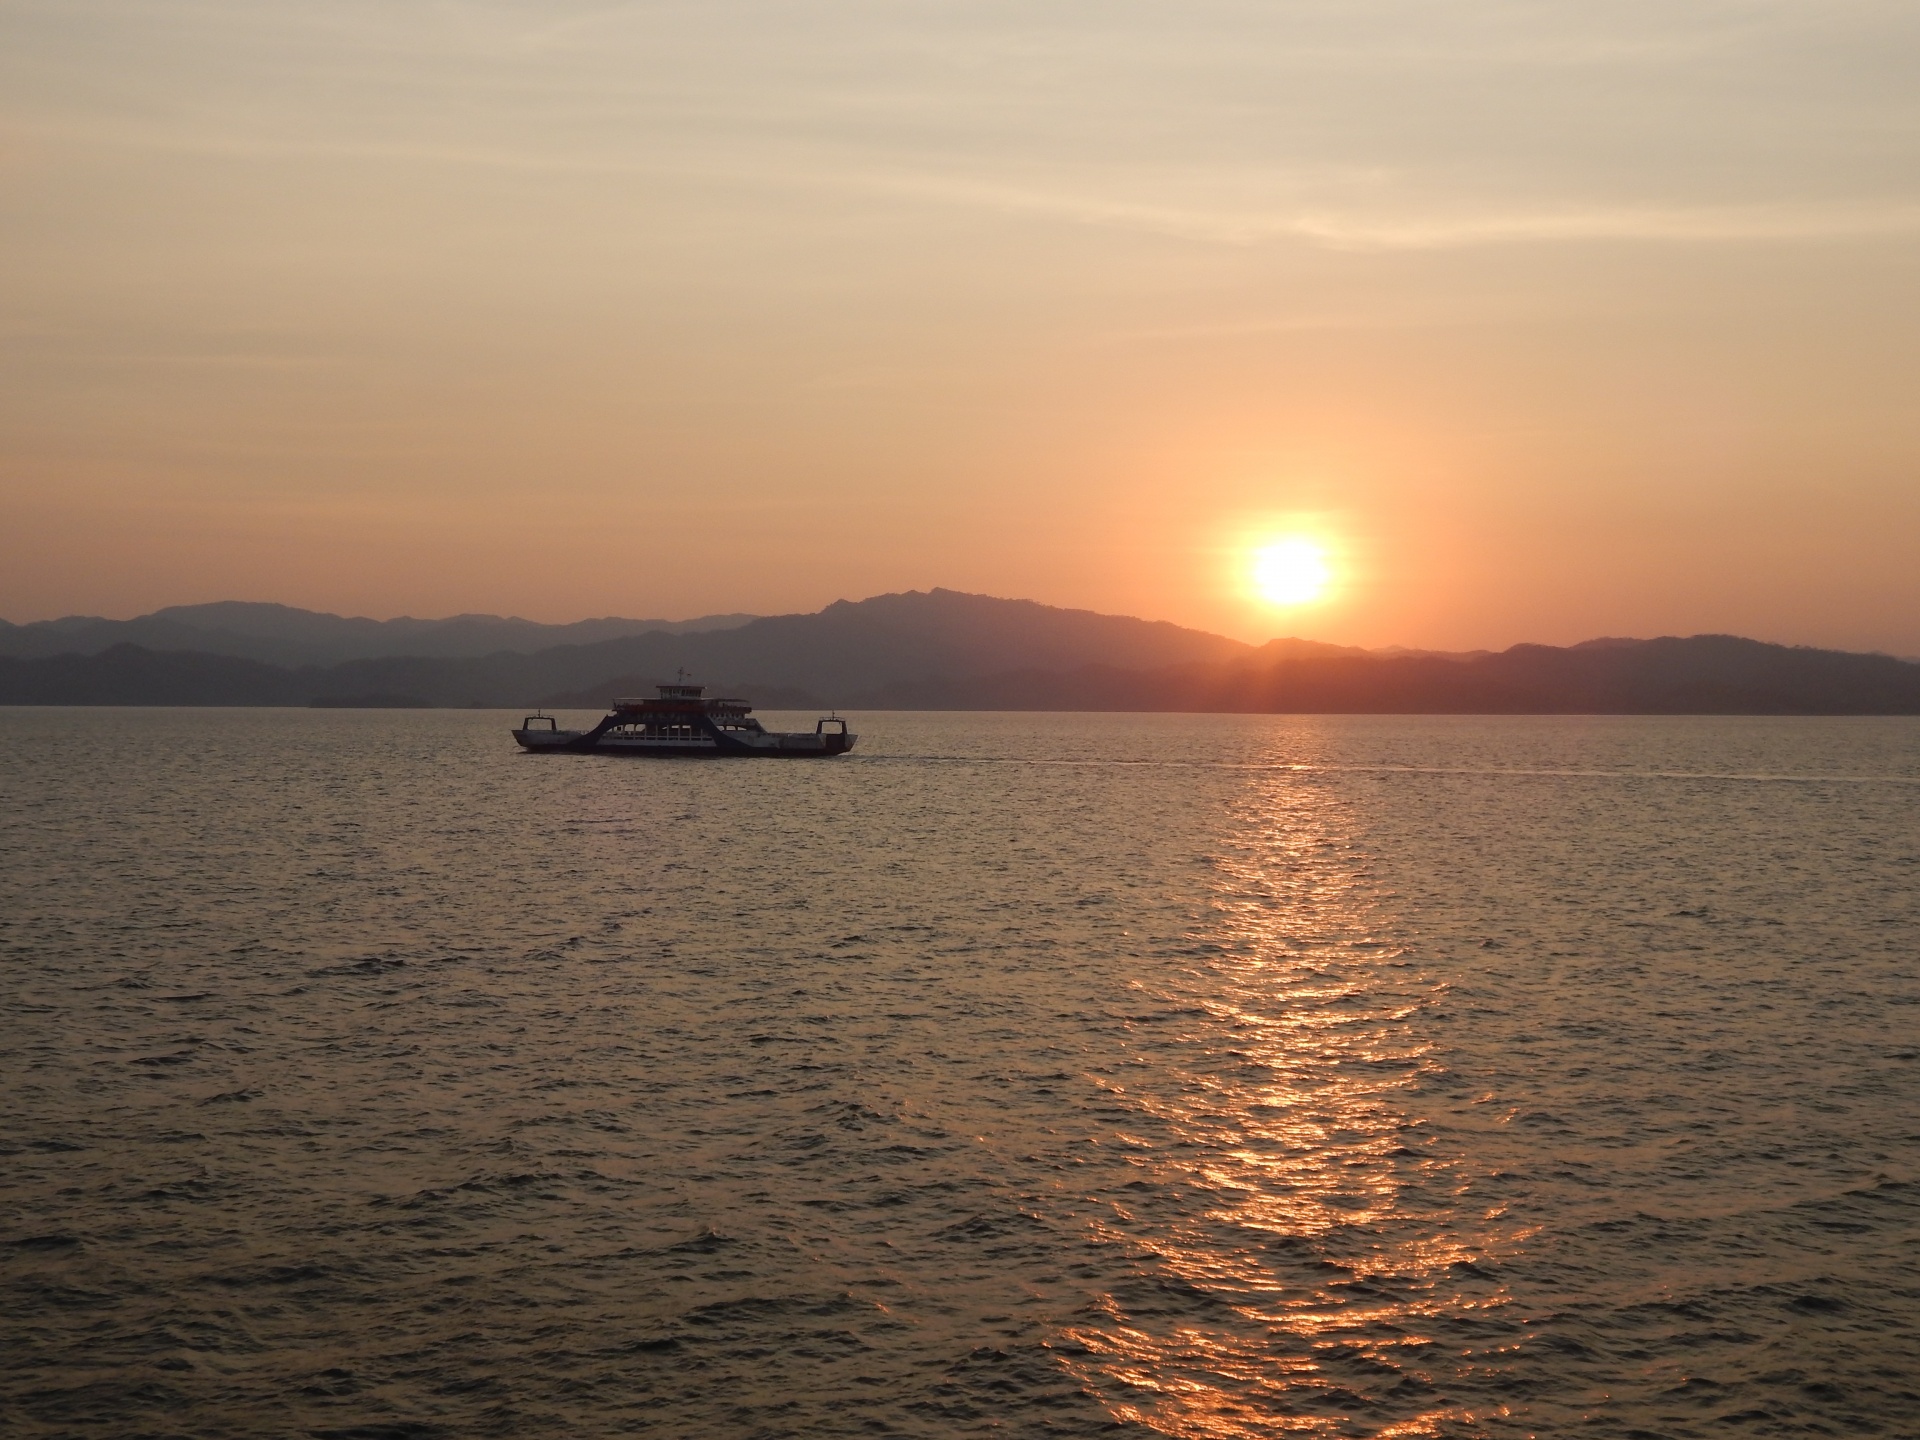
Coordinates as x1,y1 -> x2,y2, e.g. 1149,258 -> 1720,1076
515,739 -> 850,757
512,731 -> 853,757
512,693 -> 854,757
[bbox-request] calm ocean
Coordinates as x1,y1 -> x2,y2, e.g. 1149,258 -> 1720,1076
3,709 -> 1916,1438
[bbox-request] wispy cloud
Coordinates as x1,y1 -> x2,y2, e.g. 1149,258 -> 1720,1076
17,110 -> 1920,258
855,170 -> 1920,250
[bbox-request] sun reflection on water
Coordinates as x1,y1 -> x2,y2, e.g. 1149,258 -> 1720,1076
1056,769 -> 1518,1436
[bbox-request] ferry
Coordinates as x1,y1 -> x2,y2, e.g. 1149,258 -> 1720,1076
512,681 -> 855,757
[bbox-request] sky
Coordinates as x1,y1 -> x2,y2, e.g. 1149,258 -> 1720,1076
3,0 -> 1918,651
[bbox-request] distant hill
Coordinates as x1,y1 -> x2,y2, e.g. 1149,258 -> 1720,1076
0,645 -> 308,706
0,601 -> 756,666
850,635 -> 1920,713
0,591 -> 1915,713
0,590 -> 1258,706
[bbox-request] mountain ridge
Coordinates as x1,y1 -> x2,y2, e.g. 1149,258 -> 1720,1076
0,591 -> 1915,713
0,601 -> 758,666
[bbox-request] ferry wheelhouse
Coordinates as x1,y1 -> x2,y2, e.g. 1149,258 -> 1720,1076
512,682 -> 854,757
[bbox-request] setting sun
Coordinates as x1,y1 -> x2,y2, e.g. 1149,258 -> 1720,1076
1250,538 -> 1333,607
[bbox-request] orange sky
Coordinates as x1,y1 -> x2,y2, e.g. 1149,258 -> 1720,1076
4,3 -> 1918,652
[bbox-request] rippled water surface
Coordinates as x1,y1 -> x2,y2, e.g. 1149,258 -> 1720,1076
3,709 -> 1917,1438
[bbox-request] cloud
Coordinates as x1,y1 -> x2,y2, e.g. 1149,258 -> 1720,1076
847,166 -> 1920,250
21,103 -> 1920,261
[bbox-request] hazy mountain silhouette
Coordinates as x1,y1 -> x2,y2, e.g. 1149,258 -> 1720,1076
0,601 -> 756,666
849,634 -> 1920,713
1,590 -> 1915,712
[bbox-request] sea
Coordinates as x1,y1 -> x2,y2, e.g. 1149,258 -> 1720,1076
3,708 -> 1917,1439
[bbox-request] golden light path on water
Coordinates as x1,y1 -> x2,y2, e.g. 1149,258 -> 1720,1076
1057,766 -> 1529,1437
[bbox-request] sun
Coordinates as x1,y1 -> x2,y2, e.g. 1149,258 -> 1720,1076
1249,537 -> 1333,607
